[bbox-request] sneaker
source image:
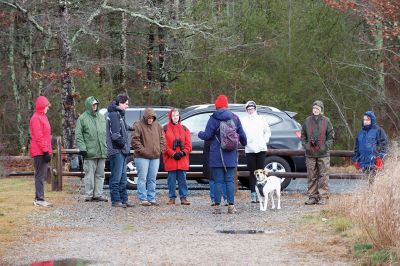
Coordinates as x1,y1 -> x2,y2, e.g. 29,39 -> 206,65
140,201 -> 151,206
318,198 -> 329,205
149,201 -> 159,206
122,202 -> 134,208
84,197 -> 93,202
251,192 -> 258,203
180,198 -> 191,205
210,202 -> 216,206
212,205 -> 221,214
92,196 -> 108,202
227,205 -> 237,214
33,200 -> 53,208
112,202 -> 125,208
305,198 -> 318,205
222,200 -> 229,206
167,199 -> 175,205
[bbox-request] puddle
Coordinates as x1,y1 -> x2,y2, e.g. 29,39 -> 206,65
30,258 -> 97,266
216,230 -> 266,234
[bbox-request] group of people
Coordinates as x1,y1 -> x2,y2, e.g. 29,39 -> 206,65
28,93 -> 388,211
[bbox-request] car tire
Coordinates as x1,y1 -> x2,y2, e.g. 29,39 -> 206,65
126,156 -> 137,190
264,156 -> 291,190
196,179 -> 209,184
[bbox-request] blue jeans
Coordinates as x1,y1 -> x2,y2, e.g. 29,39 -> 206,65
167,170 -> 188,200
135,158 -> 160,202
209,176 -> 227,203
212,167 -> 235,205
109,153 -> 128,204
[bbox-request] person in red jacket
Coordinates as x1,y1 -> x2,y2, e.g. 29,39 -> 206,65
162,108 -> 192,205
29,96 -> 53,207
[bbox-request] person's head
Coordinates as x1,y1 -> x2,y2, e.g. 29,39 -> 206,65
363,115 -> 371,126
245,100 -> 257,116
85,96 -> 98,113
214,95 -> 228,110
312,100 -> 324,116
115,94 -> 129,110
363,111 -> 376,128
144,108 -> 156,125
170,109 -> 180,124
35,96 -> 51,114
92,101 -> 98,112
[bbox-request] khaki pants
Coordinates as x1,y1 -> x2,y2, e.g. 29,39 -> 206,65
83,159 -> 106,199
306,157 -> 330,200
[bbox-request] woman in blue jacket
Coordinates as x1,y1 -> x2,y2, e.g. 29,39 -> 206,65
353,111 -> 388,185
198,95 -> 247,214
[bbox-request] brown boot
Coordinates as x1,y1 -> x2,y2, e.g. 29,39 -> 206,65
227,205 -> 237,214
305,198 -> 318,205
181,198 -> 191,205
212,205 -> 221,214
318,198 -> 329,205
167,199 -> 175,205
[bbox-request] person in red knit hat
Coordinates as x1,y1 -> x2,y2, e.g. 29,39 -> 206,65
214,95 -> 229,109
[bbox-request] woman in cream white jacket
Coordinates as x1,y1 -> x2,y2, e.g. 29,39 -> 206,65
241,101 -> 271,203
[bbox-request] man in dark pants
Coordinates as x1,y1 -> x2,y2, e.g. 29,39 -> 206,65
301,100 -> 334,205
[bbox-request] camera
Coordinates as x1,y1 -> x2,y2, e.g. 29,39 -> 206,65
172,139 -> 184,150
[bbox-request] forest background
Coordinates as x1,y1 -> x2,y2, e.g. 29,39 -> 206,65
0,0 -> 399,156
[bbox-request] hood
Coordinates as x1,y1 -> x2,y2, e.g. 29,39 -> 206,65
168,108 -> 181,124
363,111 -> 377,129
212,108 -> 233,121
35,96 -> 50,114
84,96 -> 99,115
143,108 -> 156,121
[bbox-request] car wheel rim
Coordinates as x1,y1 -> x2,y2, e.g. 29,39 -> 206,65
265,162 -> 286,172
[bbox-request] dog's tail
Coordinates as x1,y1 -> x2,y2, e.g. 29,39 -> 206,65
280,178 -> 285,183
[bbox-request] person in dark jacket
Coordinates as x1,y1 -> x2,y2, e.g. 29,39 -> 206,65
132,108 -> 166,206
162,108 -> 192,205
76,96 -> 108,202
352,111 -> 388,185
30,96 -> 53,208
106,94 -> 134,208
301,100 -> 334,205
198,95 -> 247,214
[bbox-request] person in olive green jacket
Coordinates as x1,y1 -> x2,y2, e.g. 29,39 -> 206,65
301,100 -> 334,205
76,96 -> 108,202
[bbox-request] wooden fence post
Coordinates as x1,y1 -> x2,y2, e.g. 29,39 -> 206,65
51,136 -> 63,191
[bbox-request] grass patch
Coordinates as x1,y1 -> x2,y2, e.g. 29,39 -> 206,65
354,243 -> 373,259
328,216 -> 352,233
0,177 -> 69,259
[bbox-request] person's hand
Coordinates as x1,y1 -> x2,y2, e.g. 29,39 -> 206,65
79,150 -> 88,158
376,158 -> 383,170
353,162 -> 360,170
43,152 -> 51,163
173,152 -> 182,160
180,151 -> 186,157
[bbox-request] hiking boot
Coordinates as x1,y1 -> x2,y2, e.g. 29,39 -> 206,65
140,201 -> 151,206
112,202 -> 125,208
305,198 -> 318,205
92,196 -> 108,202
167,199 -> 175,205
181,198 -> 191,205
227,205 -> 237,214
318,198 -> 329,205
251,192 -> 258,203
123,202 -> 134,208
33,200 -> 53,208
149,201 -> 159,206
84,197 -> 93,202
212,205 -> 221,214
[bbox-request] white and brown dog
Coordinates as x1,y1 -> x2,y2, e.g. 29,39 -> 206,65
254,169 -> 285,211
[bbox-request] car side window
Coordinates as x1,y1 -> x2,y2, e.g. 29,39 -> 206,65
234,111 -> 281,126
181,112 -> 212,132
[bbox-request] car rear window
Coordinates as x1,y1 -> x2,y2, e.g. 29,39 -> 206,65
234,111 -> 282,126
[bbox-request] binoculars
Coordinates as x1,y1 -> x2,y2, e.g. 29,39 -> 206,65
173,139 -> 184,150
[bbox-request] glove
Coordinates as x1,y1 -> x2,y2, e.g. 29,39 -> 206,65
180,151 -> 186,157
376,158 -> 383,170
79,150 -> 88,158
43,152 -> 51,163
354,162 -> 360,170
173,152 -> 182,160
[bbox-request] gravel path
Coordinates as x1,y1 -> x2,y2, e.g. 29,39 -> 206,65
3,179 -> 357,266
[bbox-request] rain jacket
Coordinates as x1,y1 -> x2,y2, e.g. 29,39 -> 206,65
301,114 -> 334,157
352,111 -> 388,169
242,111 -> 271,153
198,108 -> 247,168
106,101 -> 131,157
162,109 -> 192,171
131,108 -> 166,159
29,96 -> 52,157
75,96 -> 107,159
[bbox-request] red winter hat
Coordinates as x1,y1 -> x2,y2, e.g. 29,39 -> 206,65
214,95 -> 228,109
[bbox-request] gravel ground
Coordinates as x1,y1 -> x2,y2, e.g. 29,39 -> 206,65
3,178 -> 363,266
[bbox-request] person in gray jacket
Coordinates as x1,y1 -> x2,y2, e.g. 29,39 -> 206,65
106,94 -> 134,208
76,96 -> 108,202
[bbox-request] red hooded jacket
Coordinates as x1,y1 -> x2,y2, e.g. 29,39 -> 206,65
162,109 -> 192,171
29,96 -> 52,157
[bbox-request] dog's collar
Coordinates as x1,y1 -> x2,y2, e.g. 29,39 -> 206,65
256,180 -> 268,185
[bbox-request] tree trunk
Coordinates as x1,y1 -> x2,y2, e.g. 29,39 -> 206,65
146,23 -> 155,101
119,11 -> 128,94
22,23 -> 33,113
58,0 -> 76,150
8,12 -> 26,152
